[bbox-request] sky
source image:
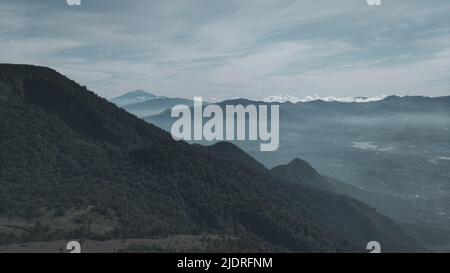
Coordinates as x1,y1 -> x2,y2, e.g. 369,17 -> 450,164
1,0 -> 450,100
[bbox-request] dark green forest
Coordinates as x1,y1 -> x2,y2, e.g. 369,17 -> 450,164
0,64 -> 421,252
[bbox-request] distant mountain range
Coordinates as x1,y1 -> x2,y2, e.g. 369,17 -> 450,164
110,90 -> 194,118
110,90 -> 161,107
113,89 -> 450,120
0,64 -> 421,252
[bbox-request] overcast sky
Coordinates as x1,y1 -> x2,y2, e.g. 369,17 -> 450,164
1,0 -> 449,100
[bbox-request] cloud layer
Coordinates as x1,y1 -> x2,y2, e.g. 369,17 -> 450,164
1,0 -> 449,100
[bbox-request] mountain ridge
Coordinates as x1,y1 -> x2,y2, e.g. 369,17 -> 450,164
123,97 -> 194,118
0,63 -> 421,252
270,158 -> 335,193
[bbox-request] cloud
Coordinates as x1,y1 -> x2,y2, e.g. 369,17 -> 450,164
0,0 -> 449,99
263,94 -> 388,103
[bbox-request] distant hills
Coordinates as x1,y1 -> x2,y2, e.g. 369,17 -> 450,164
0,64 -> 421,252
123,97 -> 194,118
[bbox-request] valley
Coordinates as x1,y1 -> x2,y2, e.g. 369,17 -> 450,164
143,94 -> 450,249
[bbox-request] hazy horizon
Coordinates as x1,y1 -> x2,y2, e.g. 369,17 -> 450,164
111,89 -> 450,102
